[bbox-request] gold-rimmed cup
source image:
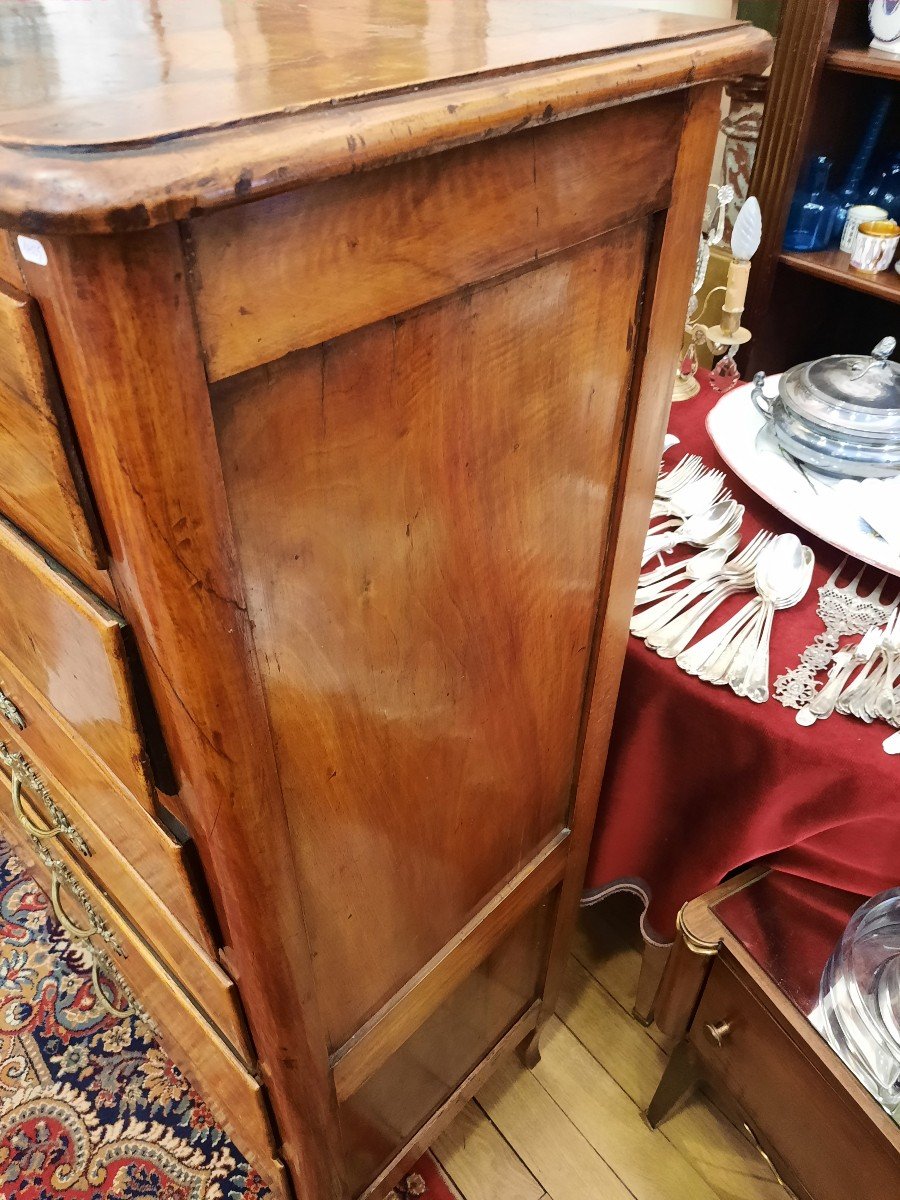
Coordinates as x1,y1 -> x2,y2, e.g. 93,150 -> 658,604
850,219 -> 900,274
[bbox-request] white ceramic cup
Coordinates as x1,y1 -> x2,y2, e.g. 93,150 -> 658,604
850,219 -> 900,273
840,204 -> 889,253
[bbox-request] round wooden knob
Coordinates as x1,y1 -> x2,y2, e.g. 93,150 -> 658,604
704,1020 -> 732,1048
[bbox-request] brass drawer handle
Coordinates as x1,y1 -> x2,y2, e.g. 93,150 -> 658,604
0,689 -> 24,730
41,847 -> 155,1029
742,1123 -> 797,1197
0,741 -> 90,857
704,1020 -> 732,1048
91,954 -> 134,1020
45,852 -> 122,954
50,871 -> 99,940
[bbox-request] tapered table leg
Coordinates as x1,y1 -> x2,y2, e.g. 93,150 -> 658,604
646,1040 -> 700,1127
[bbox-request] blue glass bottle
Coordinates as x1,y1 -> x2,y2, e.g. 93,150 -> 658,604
832,90 -> 892,242
865,149 -> 900,220
783,156 -> 840,252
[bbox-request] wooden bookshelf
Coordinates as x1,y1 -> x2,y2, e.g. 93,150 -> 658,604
780,248 -> 900,304
746,0 -> 900,372
827,45 -> 900,81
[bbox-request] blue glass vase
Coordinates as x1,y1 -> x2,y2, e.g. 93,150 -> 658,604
784,156 -> 840,252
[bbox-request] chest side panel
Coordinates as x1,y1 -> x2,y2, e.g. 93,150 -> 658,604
214,215 -> 650,1049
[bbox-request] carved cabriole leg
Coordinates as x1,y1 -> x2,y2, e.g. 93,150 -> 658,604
19,228 -> 344,1200
527,82 -> 728,1044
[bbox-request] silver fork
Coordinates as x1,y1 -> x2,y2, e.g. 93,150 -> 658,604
656,455 -> 703,499
797,626 -> 883,724
633,517 -> 751,638
874,609 -> 900,721
650,471 -> 726,521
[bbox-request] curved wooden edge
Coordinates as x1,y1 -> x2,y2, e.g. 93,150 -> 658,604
0,25 -> 771,234
653,866 -> 771,1039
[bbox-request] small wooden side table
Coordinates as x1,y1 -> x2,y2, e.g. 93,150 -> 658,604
649,867 -> 900,1199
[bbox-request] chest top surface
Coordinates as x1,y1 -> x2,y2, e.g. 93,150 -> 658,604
3,0 -> 741,146
0,0 -> 770,232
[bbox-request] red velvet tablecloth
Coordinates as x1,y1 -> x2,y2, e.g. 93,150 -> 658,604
584,373 -> 900,943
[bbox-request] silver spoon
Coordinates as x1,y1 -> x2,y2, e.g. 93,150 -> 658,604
642,500 -> 742,566
638,535 -> 740,589
733,538 -> 814,703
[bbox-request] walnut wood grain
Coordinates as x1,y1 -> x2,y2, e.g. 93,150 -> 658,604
358,1001 -> 543,1200
341,902 -> 553,1195
189,94 -> 681,380
0,232 -> 23,286
215,224 -> 649,1054
0,279 -> 109,592
0,515 -> 157,811
18,226 -> 345,1200
0,809 -> 290,1200
650,869 -> 900,1198
332,834 -> 568,1103
691,959 -> 900,1199
0,1 -> 769,233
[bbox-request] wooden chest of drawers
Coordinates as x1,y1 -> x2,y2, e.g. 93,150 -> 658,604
0,3 -> 769,1198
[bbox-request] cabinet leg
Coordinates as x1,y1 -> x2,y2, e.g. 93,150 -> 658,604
645,1039 -> 699,1128
517,1023 -> 544,1070
633,940 -> 670,1026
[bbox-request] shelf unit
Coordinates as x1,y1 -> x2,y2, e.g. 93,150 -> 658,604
780,248 -> 900,303
746,1 -> 900,373
826,45 -> 900,82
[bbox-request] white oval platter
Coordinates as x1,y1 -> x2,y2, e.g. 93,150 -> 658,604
706,376 -> 900,578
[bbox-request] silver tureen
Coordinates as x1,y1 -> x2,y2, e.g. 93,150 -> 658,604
752,337 -> 900,478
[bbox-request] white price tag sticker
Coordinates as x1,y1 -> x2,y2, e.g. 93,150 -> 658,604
16,235 -> 48,266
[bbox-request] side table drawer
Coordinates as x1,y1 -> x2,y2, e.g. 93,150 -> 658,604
0,280 -> 107,588
0,514 -> 158,811
691,959 -> 900,1200
0,810 -> 288,1200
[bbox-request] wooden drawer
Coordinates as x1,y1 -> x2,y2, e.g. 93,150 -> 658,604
0,280 -> 109,593
691,958 -> 900,1200
0,810 -> 289,1200
0,514 -> 159,811
0,725 -> 255,1066
0,646 -> 210,948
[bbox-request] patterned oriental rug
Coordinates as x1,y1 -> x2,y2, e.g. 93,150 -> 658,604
0,839 -> 454,1200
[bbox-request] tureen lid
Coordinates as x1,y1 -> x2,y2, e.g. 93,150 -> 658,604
782,337 -> 900,437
